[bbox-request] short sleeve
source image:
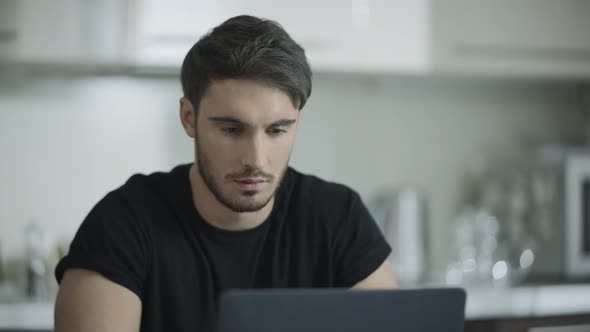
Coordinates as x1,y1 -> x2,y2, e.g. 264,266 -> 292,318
332,191 -> 391,287
55,191 -> 151,300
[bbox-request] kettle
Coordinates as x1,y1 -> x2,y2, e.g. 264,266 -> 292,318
368,187 -> 428,286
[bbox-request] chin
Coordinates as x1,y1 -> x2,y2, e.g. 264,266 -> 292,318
226,191 -> 274,213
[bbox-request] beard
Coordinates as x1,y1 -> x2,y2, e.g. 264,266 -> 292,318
196,139 -> 287,213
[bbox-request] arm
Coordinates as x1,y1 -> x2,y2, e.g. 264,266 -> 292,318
55,268 -> 142,332
353,259 -> 399,289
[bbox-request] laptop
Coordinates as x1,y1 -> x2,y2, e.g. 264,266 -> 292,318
217,288 -> 466,332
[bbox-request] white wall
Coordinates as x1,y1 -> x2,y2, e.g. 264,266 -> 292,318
0,72 -> 586,280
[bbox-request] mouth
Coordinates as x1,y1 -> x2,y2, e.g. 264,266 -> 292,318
233,178 -> 268,191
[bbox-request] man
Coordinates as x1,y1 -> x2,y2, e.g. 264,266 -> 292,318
54,15 -> 397,332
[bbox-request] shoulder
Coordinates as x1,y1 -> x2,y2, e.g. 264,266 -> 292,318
63,166 -> 193,268
81,164 -> 191,233
284,167 -> 363,220
118,164 -> 190,195
112,164 -> 191,208
287,167 -> 359,202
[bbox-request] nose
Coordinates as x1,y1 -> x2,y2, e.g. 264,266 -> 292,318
240,132 -> 267,170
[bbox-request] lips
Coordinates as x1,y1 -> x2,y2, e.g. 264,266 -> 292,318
234,178 -> 267,191
236,178 -> 266,183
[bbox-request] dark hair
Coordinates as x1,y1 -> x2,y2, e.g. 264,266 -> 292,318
180,15 -> 312,111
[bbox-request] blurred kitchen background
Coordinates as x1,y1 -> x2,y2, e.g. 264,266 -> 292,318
1,0 -> 590,330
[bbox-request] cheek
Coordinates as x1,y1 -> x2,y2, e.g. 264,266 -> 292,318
269,138 -> 295,165
198,133 -> 235,165
199,127 -> 227,151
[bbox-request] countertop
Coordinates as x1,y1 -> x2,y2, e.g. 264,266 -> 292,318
0,301 -> 53,330
465,284 -> 590,319
2,284 -> 590,329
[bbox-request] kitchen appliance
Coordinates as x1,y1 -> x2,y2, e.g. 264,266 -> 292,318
24,222 -> 48,299
475,146 -> 590,281
565,152 -> 590,277
368,187 -> 428,286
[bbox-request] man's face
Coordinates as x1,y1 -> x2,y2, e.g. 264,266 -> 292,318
192,79 -> 300,213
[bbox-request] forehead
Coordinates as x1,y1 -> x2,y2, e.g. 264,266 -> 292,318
199,79 -> 298,123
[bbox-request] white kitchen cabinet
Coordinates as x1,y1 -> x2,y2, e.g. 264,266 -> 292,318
132,0 -> 230,66
6,0 -> 131,64
131,0 -> 590,77
132,0 -> 430,74
431,0 -> 590,79
2,0 -> 590,79
238,0 -> 430,74
0,0 -> 432,73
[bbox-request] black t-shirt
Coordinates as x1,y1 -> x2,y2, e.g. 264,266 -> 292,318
55,164 -> 391,332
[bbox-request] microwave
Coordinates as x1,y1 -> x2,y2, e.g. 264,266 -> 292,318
565,153 -> 590,277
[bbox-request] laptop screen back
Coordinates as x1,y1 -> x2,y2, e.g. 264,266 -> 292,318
218,288 -> 466,332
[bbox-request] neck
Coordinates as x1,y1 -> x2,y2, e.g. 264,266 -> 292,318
188,164 -> 273,231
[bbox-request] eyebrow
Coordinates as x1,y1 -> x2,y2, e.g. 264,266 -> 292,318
208,116 -> 297,127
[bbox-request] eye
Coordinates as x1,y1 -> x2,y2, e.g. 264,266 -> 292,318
266,127 -> 286,136
221,127 -> 243,135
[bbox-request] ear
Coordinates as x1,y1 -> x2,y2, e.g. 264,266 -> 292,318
179,96 -> 196,138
